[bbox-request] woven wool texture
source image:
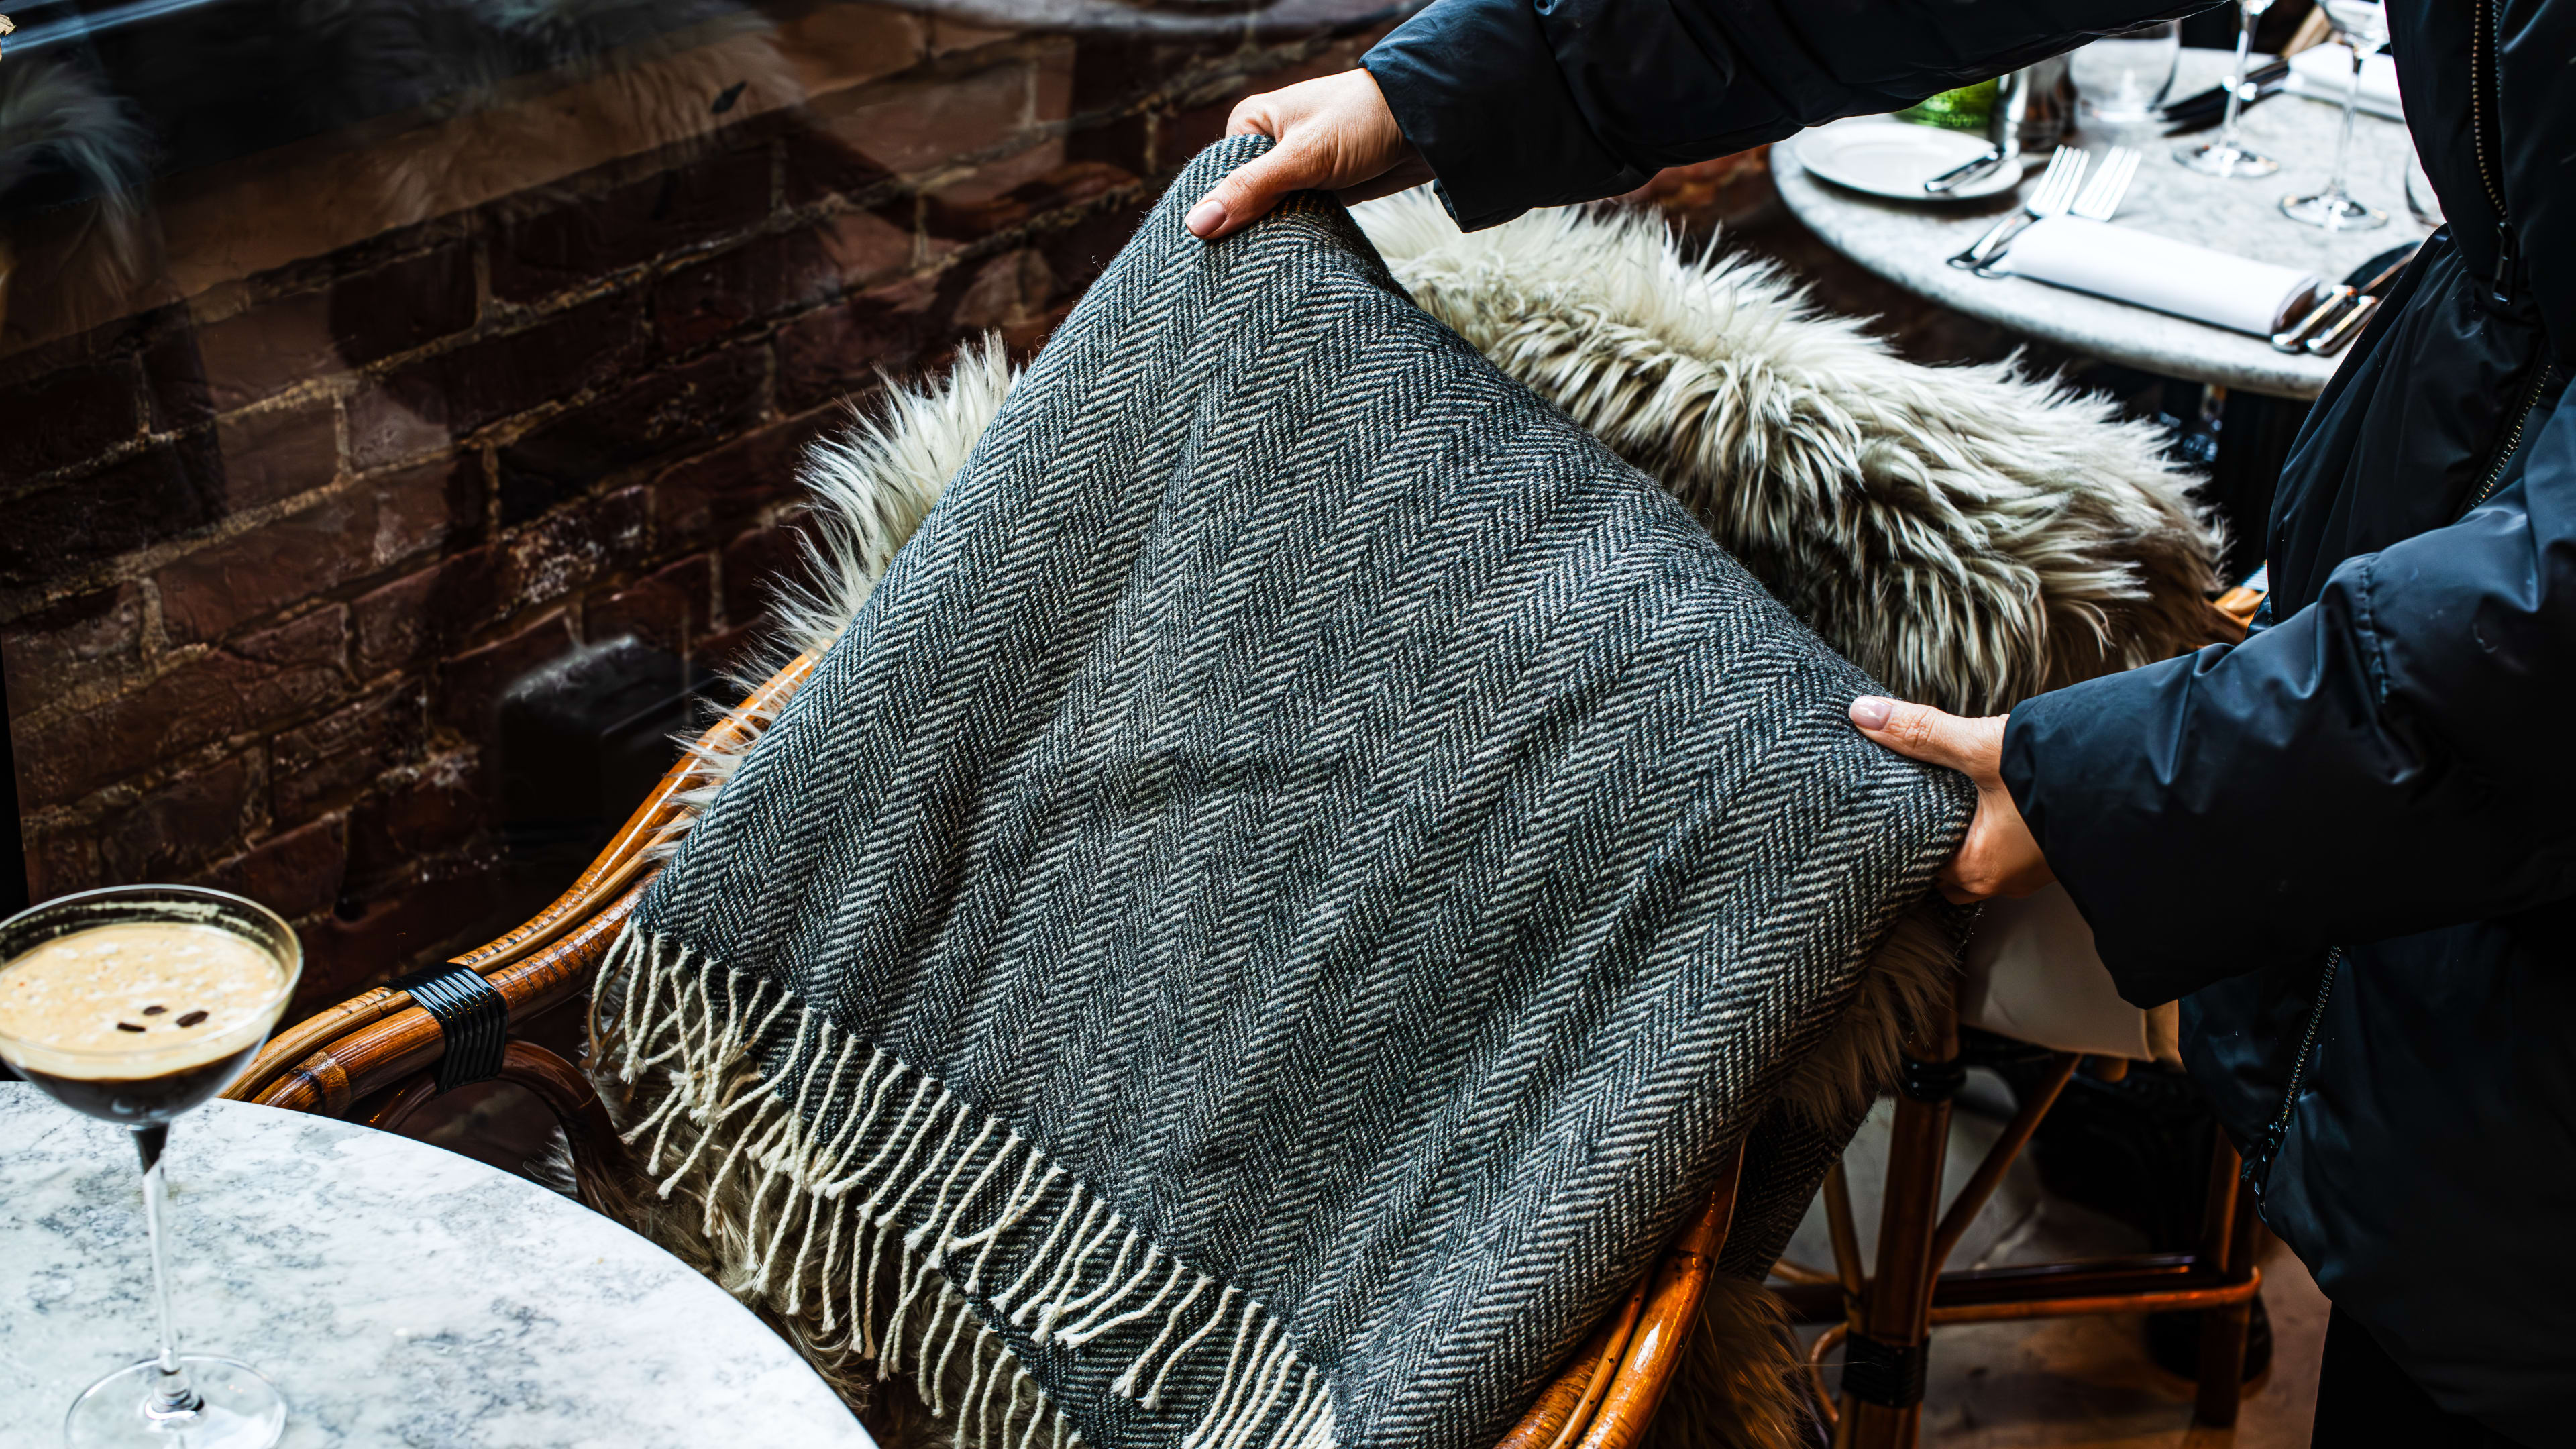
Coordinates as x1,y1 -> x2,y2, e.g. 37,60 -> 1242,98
602,136 -> 1973,1449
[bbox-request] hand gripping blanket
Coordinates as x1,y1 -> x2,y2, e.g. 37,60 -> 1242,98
595,138 -> 1974,1449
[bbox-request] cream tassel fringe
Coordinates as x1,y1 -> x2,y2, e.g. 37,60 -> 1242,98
591,923 -> 1339,1449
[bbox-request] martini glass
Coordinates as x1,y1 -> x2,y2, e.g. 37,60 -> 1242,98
0,885 -> 303,1449
2281,0 -> 2391,230
2177,0 -> 2282,177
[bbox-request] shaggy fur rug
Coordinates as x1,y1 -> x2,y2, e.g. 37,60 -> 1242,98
602,189 -> 2232,1449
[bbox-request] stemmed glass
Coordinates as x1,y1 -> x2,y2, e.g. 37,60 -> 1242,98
2177,0 -> 2281,176
0,885 -> 303,1449
2281,0 -> 2392,230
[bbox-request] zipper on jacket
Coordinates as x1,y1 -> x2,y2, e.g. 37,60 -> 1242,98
2252,7 -> 2555,1210
2473,0 -> 2518,307
2246,947 -> 2343,1203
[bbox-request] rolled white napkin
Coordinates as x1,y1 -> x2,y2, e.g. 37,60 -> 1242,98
2286,46 -> 2404,121
1996,216 -> 2323,335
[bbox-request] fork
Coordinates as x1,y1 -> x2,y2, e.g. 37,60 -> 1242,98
1949,146 -> 2087,272
1972,145 -> 2141,278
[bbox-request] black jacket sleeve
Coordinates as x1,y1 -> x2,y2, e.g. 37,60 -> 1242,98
2001,394 -> 2576,1007
1362,0 -> 2213,230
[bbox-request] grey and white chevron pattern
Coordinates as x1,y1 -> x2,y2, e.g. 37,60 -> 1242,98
638,136 -> 1973,1449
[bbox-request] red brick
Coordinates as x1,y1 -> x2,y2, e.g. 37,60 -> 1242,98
17,608 -> 350,807
504,488 -> 653,608
954,249 -> 1055,333
327,245 -> 478,366
1037,188 -> 1161,300
1,433 -> 224,589
372,454 -> 482,566
274,682 -> 428,826
775,272 -> 953,415
198,814 -> 349,920
0,358 -> 138,477
651,210 -> 914,350
352,549 -> 503,678
433,608 -> 574,736
925,160 -> 1138,244
587,554 -> 712,653
213,402 -> 339,511
1,584 -> 145,718
348,749 -> 495,883
488,148 -> 775,303
775,2 -> 926,90
804,62 -> 1032,180
292,866 -> 503,1008
164,448 -> 468,644
98,753 -> 256,883
195,290 -> 335,412
651,407 -> 833,551
25,828 -> 101,904
156,492 -> 376,645
782,128 -> 899,207
142,319 -> 215,435
496,346 -> 768,524
722,523 -> 811,626
353,290 -> 647,464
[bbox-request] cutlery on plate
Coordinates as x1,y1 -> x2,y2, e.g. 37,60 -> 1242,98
1949,147 -> 2086,271
1927,64 -> 2035,194
1971,145 -> 2137,278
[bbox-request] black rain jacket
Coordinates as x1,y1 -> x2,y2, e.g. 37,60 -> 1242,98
1365,3 -> 2576,1441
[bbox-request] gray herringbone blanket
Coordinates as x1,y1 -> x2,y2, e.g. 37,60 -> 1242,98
598,137 -> 1972,1449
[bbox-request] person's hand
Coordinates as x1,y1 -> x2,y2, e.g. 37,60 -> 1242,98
1185,70 -> 1431,241
1848,696 -> 2054,904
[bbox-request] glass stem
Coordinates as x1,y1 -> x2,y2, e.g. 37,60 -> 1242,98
133,1124 -> 203,1421
2215,4 -> 2258,152
2327,41 -> 2364,199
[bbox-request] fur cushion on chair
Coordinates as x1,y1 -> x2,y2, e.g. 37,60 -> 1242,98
625,193 -> 2228,1449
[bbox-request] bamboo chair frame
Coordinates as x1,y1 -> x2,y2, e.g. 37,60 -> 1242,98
223,651 -> 1752,1449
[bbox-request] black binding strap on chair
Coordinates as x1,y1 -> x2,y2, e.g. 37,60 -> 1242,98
390,965 -> 509,1093
1900,1053 -> 1968,1102
1841,1332 -> 1930,1408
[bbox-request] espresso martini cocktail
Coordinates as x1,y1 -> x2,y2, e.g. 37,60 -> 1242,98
0,920 -> 292,1124
0,885 -> 303,1449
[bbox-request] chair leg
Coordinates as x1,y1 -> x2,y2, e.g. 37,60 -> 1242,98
2193,1134 -> 2260,1426
1842,992 -> 1960,1449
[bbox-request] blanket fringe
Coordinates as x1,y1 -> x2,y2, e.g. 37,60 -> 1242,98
592,923 -> 1338,1449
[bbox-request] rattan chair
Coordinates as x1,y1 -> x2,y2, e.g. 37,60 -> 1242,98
1762,577 -> 2275,1448
227,584 -> 2269,1447
224,650 -> 1747,1449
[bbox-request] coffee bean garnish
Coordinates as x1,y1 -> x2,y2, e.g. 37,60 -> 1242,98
176,1010 -> 209,1028
117,1022 -> 147,1032
142,1005 -> 168,1016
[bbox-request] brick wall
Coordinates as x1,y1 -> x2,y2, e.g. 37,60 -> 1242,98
1,2 -> 1407,1015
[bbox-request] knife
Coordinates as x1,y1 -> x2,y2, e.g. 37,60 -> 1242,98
2159,58 -> 2292,132
2275,242 -> 2421,356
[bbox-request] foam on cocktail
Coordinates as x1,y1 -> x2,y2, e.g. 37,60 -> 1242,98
0,923 -> 290,1080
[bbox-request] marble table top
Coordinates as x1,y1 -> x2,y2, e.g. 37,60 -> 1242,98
0,1085 -> 874,1448
1776,49 -> 2434,398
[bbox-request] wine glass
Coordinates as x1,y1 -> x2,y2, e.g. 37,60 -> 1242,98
0,885 -> 303,1449
2281,0 -> 2391,230
2071,20 -> 2182,127
2177,0 -> 2282,176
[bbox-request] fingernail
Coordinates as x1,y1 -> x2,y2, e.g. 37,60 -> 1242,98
1849,696 -> 1894,730
1185,200 -> 1226,237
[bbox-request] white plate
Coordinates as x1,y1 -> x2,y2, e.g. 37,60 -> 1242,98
1793,118 -> 2023,201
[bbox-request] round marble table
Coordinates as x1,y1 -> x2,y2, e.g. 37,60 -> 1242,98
0,1085 -> 874,1447
1776,49 -> 2434,398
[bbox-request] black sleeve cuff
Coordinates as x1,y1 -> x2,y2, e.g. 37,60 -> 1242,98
1362,0 -> 1648,231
